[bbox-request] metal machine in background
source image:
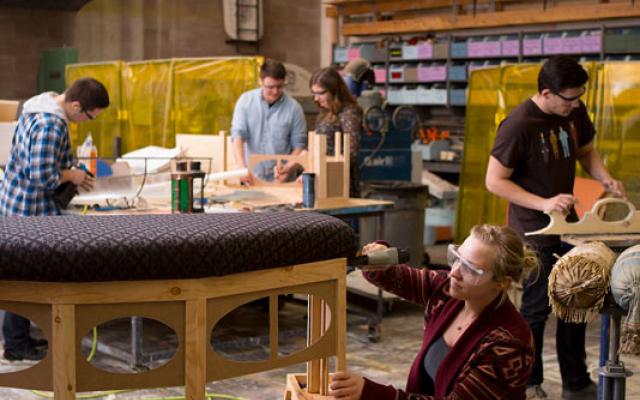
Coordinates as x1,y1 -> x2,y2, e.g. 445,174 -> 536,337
357,93 -> 428,268
358,91 -> 418,182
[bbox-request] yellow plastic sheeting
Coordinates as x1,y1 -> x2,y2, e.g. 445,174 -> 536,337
65,61 -> 124,158
65,57 -> 262,158
456,67 -> 503,241
172,57 -> 262,137
121,60 -> 173,154
593,62 -> 640,206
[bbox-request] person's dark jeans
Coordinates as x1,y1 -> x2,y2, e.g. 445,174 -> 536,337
521,244 -> 592,391
2,312 -> 30,351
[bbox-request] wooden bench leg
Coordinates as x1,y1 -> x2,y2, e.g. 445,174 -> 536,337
53,304 -> 76,400
185,298 -> 207,400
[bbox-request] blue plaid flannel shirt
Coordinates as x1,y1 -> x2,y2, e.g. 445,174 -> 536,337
0,112 -> 73,216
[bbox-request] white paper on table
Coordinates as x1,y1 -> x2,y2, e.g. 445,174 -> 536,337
117,146 -> 184,174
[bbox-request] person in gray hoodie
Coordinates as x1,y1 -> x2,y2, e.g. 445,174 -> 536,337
0,77 -> 109,361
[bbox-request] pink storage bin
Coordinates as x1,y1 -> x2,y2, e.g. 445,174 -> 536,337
484,40 -> 502,57
347,46 -> 361,61
417,64 -> 429,81
417,64 -> 447,82
468,39 -> 501,57
544,35 -> 564,55
373,66 -> 386,83
416,43 -> 433,59
562,35 -> 582,54
581,31 -> 602,53
523,37 -> 542,55
501,39 -> 519,56
467,40 -> 484,57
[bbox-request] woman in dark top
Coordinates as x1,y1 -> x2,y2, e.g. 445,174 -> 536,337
310,67 -> 362,197
329,224 -> 538,400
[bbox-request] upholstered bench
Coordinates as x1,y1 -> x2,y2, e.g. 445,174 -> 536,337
0,212 -> 356,399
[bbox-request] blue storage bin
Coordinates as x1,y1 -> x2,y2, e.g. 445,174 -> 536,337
451,41 -> 468,58
333,46 -> 349,63
448,63 -> 467,82
449,87 -> 467,106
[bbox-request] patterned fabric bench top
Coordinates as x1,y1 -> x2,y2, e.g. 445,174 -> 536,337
0,212 -> 357,282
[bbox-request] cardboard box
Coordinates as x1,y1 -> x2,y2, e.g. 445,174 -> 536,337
0,122 -> 17,166
0,100 -> 19,166
0,100 -> 19,122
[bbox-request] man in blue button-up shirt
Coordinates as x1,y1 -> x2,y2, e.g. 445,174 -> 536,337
231,59 -> 307,184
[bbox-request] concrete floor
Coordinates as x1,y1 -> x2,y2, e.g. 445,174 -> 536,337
0,297 -> 638,399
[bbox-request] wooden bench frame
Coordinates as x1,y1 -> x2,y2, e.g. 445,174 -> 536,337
0,259 -> 347,399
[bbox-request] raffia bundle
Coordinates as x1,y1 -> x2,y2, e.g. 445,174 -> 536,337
548,241 -> 617,323
611,244 -> 640,355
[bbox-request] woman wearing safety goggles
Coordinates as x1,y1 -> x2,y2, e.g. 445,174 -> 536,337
329,224 -> 539,400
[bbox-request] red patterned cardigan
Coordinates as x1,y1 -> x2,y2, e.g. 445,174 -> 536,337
361,265 -> 534,400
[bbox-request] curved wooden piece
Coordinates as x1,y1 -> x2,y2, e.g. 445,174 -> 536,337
526,198 -> 640,236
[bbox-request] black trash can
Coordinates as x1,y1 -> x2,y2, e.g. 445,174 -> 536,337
359,181 -> 428,267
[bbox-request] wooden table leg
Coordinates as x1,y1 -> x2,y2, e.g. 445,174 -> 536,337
53,304 -> 76,400
307,295 -> 323,394
185,298 -> 207,400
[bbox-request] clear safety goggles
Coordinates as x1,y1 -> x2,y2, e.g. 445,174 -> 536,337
447,244 -> 489,285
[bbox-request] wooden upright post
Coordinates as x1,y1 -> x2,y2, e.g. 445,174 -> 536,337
313,133 -> 328,200
307,295 -> 323,394
342,133 -> 350,198
185,298 -> 207,400
52,304 -> 76,400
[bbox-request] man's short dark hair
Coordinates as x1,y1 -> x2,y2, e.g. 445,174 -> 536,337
65,78 -> 110,111
260,59 -> 287,80
538,56 -> 589,93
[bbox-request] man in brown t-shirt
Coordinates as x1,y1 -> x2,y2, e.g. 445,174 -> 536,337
486,56 -> 624,399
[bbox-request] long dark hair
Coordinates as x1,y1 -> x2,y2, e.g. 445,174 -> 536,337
310,67 -> 357,123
